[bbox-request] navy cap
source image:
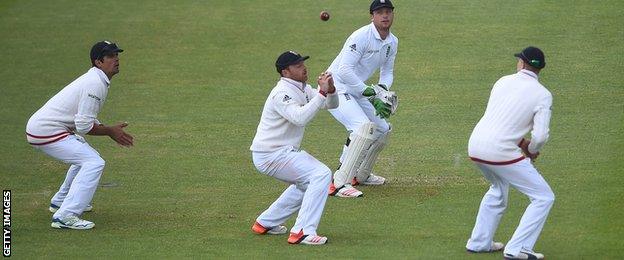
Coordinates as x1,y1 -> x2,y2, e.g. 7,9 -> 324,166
370,0 -> 394,14
514,46 -> 546,69
90,40 -> 123,62
275,51 -> 309,73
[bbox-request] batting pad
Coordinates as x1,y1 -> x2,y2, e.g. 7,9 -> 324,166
356,129 -> 390,182
334,122 -> 376,187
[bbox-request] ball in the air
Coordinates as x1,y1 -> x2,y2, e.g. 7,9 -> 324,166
320,11 -> 330,21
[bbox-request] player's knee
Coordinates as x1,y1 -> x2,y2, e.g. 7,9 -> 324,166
544,191 -> 555,205
84,157 -> 106,171
312,165 -> 332,184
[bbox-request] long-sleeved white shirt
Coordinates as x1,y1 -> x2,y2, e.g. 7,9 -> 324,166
250,77 -> 339,152
26,67 -> 109,145
468,69 -> 552,164
327,23 -> 398,99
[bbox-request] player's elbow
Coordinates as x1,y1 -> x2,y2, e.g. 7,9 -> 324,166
337,64 -> 355,77
75,119 -> 95,135
290,118 -> 308,127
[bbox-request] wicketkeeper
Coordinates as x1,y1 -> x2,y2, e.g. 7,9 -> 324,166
326,0 -> 399,197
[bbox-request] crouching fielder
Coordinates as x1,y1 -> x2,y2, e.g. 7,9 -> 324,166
26,41 -> 133,230
466,47 -> 554,260
250,51 -> 338,245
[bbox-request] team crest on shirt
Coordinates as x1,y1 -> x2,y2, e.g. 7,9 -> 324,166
282,95 -> 292,103
349,44 -> 357,52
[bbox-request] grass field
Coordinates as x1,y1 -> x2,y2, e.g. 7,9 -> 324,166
1,0 -> 623,258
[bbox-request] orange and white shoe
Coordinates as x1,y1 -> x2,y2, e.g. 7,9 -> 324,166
287,230 -> 327,245
251,221 -> 287,235
330,184 -> 363,198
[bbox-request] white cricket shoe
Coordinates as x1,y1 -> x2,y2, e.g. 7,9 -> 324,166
361,174 -> 386,185
351,174 -> 386,186
330,184 -> 363,198
288,231 -> 327,245
504,250 -> 545,260
51,215 -> 95,230
251,221 -> 288,235
49,203 -> 93,213
467,241 -> 505,253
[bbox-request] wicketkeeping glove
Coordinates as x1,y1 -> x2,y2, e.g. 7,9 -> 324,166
362,84 -> 398,118
372,97 -> 392,119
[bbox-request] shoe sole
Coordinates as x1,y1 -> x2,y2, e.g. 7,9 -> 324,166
361,181 -> 385,185
49,206 -> 93,213
335,192 -> 363,198
51,222 -> 95,230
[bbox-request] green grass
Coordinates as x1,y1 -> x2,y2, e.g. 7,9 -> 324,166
1,0 -> 623,258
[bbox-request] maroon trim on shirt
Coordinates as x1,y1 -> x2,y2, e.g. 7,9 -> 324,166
26,131 -> 71,138
470,156 -> 525,165
27,133 -> 71,145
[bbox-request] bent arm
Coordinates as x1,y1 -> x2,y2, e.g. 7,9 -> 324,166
378,42 -> 397,88
273,92 -> 326,127
75,87 -> 104,135
336,36 -> 368,98
528,95 -> 552,154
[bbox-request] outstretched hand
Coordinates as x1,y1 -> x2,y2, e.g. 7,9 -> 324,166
108,122 -> 134,147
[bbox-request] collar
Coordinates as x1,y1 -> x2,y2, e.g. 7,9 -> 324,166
281,77 -> 306,92
90,67 -> 111,87
369,22 -> 390,41
518,69 -> 538,80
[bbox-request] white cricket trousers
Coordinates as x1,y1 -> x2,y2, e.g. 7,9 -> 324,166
252,146 -> 332,236
467,158 -> 554,256
329,93 -> 390,161
34,135 -> 105,219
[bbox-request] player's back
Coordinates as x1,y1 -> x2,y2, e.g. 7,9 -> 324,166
468,70 -> 551,162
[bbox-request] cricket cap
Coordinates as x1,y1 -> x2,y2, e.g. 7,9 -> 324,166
514,46 -> 546,69
275,51 -> 309,73
370,0 -> 394,14
90,40 -> 123,62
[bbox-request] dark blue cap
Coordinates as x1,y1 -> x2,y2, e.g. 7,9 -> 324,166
370,0 -> 394,14
90,40 -> 123,62
275,51 -> 309,73
514,46 -> 546,69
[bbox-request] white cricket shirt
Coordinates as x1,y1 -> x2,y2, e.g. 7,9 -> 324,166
250,77 -> 339,152
26,67 -> 109,145
327,23 -> 398,99
468,69 -> 552,164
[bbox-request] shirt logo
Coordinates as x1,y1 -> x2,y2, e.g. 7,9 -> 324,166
282,95 -> 292,103
349,44 -> 357,52
88,93 -> 101,101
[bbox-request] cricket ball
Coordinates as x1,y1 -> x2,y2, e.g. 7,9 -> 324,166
320,11 -> 330,21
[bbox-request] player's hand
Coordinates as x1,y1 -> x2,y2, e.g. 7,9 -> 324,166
362,84 -> 388,97
372,98 -> 392,119
519,139 -> 539,162
317,72 -> 335,94
108,122 -> 134,147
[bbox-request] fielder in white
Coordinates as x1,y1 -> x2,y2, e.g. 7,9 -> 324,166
26,41 -> 133,230
250,51 -> 338,245
327,0 -> 399,198
466,47 -> 554,260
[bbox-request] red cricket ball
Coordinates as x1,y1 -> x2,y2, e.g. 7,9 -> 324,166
320,11 -> 330,21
